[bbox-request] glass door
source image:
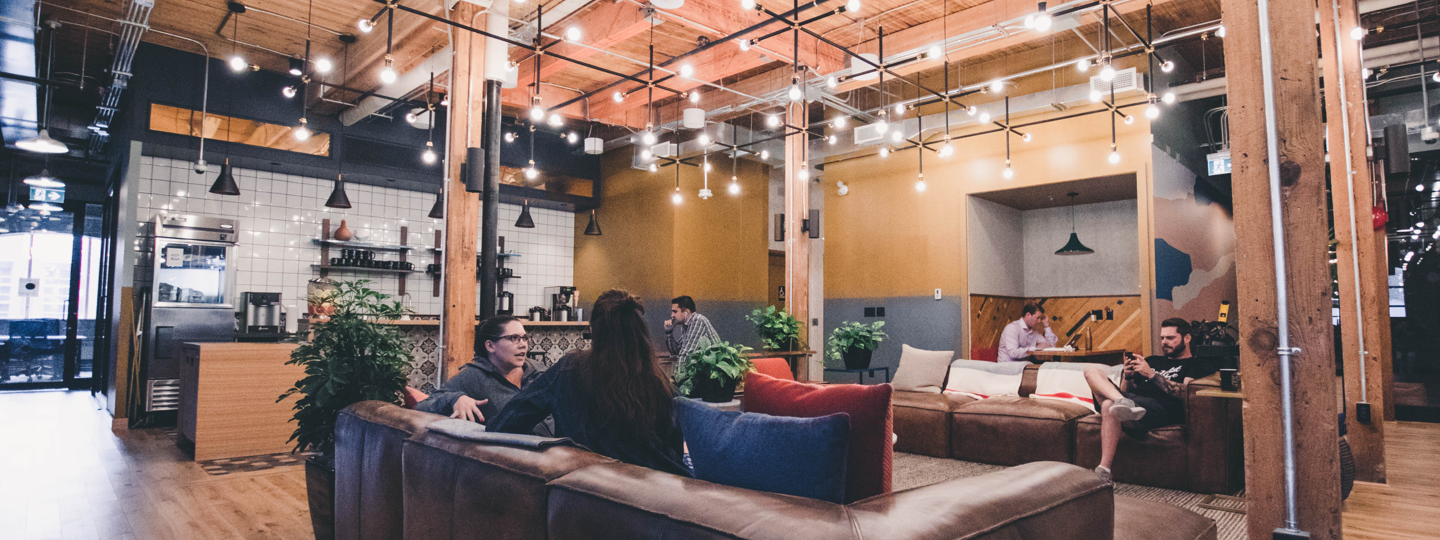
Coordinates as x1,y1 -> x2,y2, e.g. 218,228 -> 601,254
0,207 -> 75,387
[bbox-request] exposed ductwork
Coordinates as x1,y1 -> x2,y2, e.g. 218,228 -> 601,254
88,0 -> 154,155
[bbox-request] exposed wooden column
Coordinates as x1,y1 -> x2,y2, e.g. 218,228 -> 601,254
441,1 -> 483,380
1319,0 -> 1387,483
785,100 -> 811,382
1222,0 -> 1343,536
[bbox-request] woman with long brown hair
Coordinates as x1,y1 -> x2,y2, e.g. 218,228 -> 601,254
489,289 -> 689,476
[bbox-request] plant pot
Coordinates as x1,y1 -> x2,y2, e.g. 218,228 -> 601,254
764,337 -> 798,353
305,455 -> 336,540
693,376 -> 738,403
841,347 -> 874,370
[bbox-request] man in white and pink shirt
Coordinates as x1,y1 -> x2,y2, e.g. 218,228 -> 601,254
996,303 -> 1057,363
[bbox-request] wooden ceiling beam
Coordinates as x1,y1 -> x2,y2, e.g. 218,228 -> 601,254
512,1 -> 655,91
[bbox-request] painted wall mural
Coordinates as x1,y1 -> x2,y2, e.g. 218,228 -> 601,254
1151,147 -> 1238,335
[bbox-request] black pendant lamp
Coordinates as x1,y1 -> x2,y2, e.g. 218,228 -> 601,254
1055,192 -> 1094,255
209,158 -> 240,195
515,199 -> 535,228
325,173 -> 352,208
428,189 -> 445,219
584,209 -> 602,235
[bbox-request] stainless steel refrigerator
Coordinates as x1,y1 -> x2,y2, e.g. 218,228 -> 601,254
142,215 -> 239,412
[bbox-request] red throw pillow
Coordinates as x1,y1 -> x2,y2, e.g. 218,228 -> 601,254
401,386 -> 429,409
741,372 -> 893,502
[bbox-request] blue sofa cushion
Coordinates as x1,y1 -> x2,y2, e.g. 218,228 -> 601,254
674,397 -> 850,503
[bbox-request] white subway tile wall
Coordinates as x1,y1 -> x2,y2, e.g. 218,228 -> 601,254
134,156 -> 574,331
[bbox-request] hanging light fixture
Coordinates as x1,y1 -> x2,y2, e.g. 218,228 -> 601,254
378,9 -> 398,83
422,142 -> 437,164
1055,192 -> 1095,255
210,158 -> 240,195
288,57 -> 304,76
584,209 -> 602,235
915,114 -> 926,192
17,18 -> 67,154
422,69 -> 438,164
325,173 -> 352,208
428,189 -> 445,219
294,118 -> 312,141
515,200 -> 536,228
23,170 -> 63,188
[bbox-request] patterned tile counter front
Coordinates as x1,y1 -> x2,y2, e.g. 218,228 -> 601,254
380,320 -> 590,393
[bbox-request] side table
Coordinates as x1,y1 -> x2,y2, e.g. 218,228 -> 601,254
824,367 -> 890,385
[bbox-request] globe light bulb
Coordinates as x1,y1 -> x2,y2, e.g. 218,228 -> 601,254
642,131 -> 657,145
689,91 -> 700,103
380,65 -> 398,84
525,167 -> 538,180
315,58 -> 333,73
1433,72 -> 1440,83
1033,13 -> 1051,31
1002,166 -> 1014,179
846,0 -> 861,12
1108,150 -> 1121,164
915,177 -> 927,192
548,113 -> 564,127
406,111 -> 419,124
879,147 -> 889,158
649,163 -> 659,173
895,103 -> 905,115
827,76 -> 837,88
788,85 -> 804,101
1023,133 -> 1033,142
928,44 -> 944,59
358,18 -> 374,32
504,132 -> 516,143
1100,64 -> 1115,81
741,0 -> 756,9
704,162 -> 713,173
767,115 -> 781,128
891,130 -> 903,142
738,39 -> 751,51
698,133 -> 711,146
566,26 -> 582,41
989,80 -> 1004,93
529,106 -> 545,121
229,56 -> 247,72
613,91 -> 624,103
1076,58 -> 1090,72
876,120 -> 888,134
294,125 -> 311,141
1124,115 -> 1135,125
641,149 -> 653,159
1145,104 -> 1160,119
1351,26 -> 1364,40
979,112 -> 991,124
1162,92 -> 1176,104
1161,60 -> 1175,73
1090,90 -> 1103,103
760,149 -> 770,160
282,85 -> 298,98
828,135 -> 838,145
834,116 -> 847,128
729,180 -> 740,194
422,148 -> 437,164
680,64 -> 695,78
567,132 -> 579,144
672,191 -> 683,204
441,96 -> 449,106
1024,15 -> 1035,28
798,166 -> 809,181
938,142 -> 953,157
967,105 -> 978,115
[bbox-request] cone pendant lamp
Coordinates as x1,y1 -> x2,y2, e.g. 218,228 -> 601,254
584,209 -> 602,235
325,173 -> 352,208
1055,192 -> 1094,255
515,199 -> 535,228
209,158 -> 240,195
428,189 -> 445,219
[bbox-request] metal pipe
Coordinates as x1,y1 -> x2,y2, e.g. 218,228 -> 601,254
1255,0 -> 1304,531
1329,0 -> 1370,403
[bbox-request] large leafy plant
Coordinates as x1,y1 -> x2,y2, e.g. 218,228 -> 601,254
675,340 -> 754,397
825,321 -> 888,365
745,305 -> 802,350
279,280 -> 411,462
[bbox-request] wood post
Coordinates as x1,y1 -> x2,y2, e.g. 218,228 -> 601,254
441,1 -> 484,380
1318,0 -> 1387,483
785,100 -> 811,382
1221,0 -> 1343,536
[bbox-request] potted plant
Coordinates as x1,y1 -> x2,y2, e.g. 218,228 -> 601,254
676,340 -> 755,403
826,321 -> 888,370
745,305 -> 802,351
278,280 -> 411,540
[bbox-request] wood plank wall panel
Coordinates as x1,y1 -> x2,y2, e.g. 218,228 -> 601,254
970,295 -> 1144,356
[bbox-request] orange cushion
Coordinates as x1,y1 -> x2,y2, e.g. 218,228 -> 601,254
401,386 -> 429,409
751,357 -> 794,381
741,372 -> 893,503
969,347 -> 999,362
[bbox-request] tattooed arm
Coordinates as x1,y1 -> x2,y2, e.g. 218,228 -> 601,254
1145,373 -> 1193,400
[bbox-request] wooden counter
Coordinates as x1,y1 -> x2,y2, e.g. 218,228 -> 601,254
1030,348 -> 1127,366
178,343 -> 304,461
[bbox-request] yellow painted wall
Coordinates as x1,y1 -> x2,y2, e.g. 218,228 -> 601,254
823,107 -> 1156,354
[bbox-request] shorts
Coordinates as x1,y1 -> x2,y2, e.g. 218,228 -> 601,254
1118,392 -> 1183,432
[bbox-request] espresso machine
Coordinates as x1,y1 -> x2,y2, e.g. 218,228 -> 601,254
545,286 -> 578,322
239,292 -> 287,335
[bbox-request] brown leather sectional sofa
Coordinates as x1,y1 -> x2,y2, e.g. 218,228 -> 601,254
334,400 -> 1218,540
893,363 -> 1243,493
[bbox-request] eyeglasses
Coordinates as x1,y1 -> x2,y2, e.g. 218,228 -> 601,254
497,333 -> 532,344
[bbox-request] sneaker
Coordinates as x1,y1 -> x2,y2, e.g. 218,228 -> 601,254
1094,466 -> 1113,485
1109,398 -> 1148,423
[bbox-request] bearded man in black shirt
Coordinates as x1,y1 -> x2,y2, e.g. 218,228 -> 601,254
1082,317 -> 1219,484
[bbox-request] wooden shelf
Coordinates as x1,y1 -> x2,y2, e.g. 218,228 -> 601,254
312,238 -> 414,252
310,265 -> 418,275
428,248 -> 521,258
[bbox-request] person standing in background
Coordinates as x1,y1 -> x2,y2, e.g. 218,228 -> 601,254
997,303 -> 1057,363
665,296 -> 720,368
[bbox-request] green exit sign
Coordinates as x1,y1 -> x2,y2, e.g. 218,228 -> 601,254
29,186 -> 65,204
1206,150 -> 1231,176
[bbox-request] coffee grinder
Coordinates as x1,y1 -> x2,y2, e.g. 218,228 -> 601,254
545,286 -> 578,322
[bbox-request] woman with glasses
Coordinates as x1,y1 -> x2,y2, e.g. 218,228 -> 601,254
415,316 -> 555,436
490,289 -> 690,477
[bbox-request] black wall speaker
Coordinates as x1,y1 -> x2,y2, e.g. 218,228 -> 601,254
1384,124 -> 1410,177
464,147 -> 485,192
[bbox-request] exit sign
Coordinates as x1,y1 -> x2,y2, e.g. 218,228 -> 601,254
1207,150 -> 1232,176
29,186 -> 65,204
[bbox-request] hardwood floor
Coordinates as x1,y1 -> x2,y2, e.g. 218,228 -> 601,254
1342,420 -> 1440,539
2,389 -> 1437,539
0,390 -> 310,540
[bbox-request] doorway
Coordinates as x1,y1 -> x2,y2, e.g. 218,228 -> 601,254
0,203 -> 104,389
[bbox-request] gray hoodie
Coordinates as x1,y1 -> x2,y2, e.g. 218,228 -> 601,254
415,355 -> 555,436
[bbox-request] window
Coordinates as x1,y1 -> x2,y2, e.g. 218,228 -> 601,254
148,103 -> 331,156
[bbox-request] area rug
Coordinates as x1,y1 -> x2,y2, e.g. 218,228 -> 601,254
893,452 -> 1247,540
197,451 -> 314,476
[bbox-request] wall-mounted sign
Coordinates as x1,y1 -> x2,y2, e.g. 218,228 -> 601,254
1206,150 -> 1232,176
29,186 -> 65,204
